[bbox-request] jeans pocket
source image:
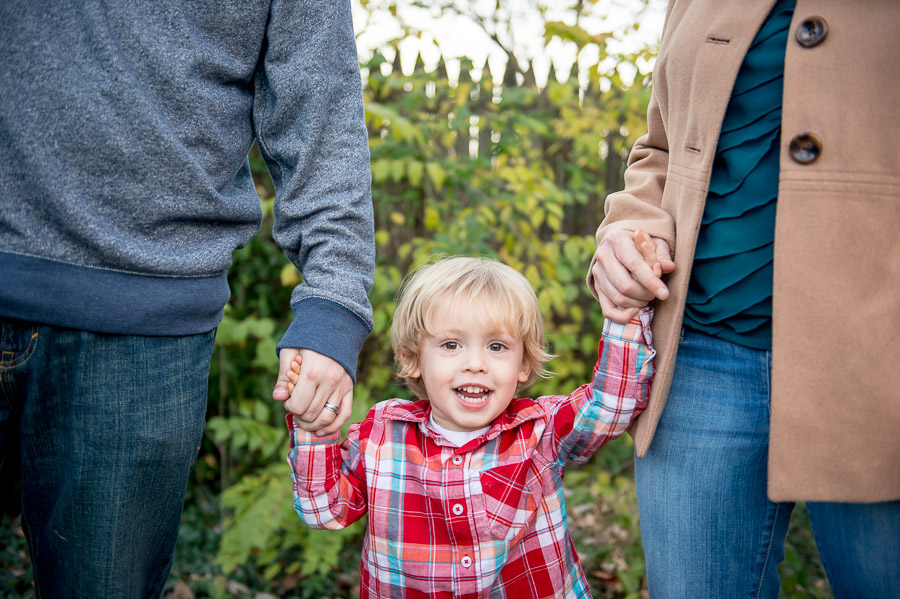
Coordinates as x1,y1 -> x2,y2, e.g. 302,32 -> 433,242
0,320 -> 40,371
479,461 -> 540,542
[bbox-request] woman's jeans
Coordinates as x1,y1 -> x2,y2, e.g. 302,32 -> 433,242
0,318 -> 214,599
636,329 -> 900,599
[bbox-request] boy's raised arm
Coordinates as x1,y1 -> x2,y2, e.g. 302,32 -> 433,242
548,307 -> 655,464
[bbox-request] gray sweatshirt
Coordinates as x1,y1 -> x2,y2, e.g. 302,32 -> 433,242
0,0 -> 374,378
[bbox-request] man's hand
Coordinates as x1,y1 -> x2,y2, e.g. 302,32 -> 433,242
589,228 -> 675,324
272,348 -> 353,435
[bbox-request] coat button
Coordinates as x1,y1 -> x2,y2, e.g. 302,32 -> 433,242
452,455 -> 463,465
452,503 -> 464,515
789,133 -> 822,164
460,555 -> 473,568
796,16 -> 828,48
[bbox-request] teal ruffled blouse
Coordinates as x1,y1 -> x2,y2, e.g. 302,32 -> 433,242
682,0 -> 796,350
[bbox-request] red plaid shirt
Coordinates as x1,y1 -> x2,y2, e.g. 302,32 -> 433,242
287,310 -> 654,598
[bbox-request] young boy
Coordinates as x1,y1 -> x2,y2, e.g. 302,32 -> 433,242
285,243 -> 656,598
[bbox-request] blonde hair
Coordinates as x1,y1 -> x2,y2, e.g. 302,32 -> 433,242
391,256 -> 553,400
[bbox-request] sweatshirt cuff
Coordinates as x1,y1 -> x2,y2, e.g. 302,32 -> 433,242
276,297 -> 371,382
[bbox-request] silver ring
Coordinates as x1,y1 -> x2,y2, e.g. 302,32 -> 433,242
323,401 -> 340,415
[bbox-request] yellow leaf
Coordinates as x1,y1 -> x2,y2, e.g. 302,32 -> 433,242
543,243 -> 560,263
540,260 -> 558,280
280,264 -> 300,287
425,162 -> 446,189
478,205 -> 497,225
547,213 -> 561,231
570,304 -> 584,325
538,289 -> 552,315
424,206 -> 440,231
390,212 -> 405,226
524,264 -> 541,287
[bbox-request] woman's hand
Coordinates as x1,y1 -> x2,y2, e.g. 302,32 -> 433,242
588,228 -> 675,323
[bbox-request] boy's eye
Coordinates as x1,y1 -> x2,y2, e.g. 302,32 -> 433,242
488,342 -> 507,352
441,341 -> 459,350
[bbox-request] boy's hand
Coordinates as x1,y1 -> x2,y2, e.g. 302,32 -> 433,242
634,228 -> 662,277
588,227 -> 675,324
273,349 -> 352,436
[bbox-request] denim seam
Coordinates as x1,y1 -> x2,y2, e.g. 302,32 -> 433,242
763,349 -> 772,419
755,501 -> 782,598
754,349 -> 776,598
0,358 -> 9,411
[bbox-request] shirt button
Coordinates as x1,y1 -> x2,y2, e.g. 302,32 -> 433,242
460,556 -> 473,568
789,132 -> 823,164
796,16 -> 828,48
452,456 -> 463,465
452,503 -> 464,515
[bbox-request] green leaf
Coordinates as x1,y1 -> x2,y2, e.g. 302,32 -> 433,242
407,160 -> 424,186
365,102 -> 425,145
253,337 -> 278,369
244,316 -> 276,338
215,315 -> 246,344
389,159 -> 405,182
253,400 -> 268,422
371,158 -> 391,183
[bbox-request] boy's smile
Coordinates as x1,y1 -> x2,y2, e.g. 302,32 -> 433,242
412,305 -> 531,432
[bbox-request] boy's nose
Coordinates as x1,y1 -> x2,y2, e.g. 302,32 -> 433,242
463,349 -> 487,373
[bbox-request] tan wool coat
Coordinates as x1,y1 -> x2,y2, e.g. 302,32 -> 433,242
591,0 -> 900,502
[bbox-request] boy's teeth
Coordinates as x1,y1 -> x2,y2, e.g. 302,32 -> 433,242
457,386 -> 489,399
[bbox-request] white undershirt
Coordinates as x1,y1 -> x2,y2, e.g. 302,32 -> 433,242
427,414 -> 490,447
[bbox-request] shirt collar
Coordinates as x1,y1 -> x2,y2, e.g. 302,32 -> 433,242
382,397 -> 548,443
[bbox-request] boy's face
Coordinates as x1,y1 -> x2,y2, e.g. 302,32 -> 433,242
411,303 -> 531,432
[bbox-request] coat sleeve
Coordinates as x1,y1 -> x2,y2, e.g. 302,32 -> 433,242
586,3 -> 677,301
286,413 -> 369,529
545,308 -> 656,464
255,0 -> 375,380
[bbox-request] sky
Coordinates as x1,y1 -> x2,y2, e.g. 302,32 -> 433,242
350,0 -> 667,87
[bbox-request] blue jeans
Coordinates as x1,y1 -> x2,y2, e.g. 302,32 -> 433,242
0,318 -> 214,599
635,329 -> 900,599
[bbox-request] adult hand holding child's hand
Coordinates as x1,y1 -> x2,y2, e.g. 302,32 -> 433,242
588,227 -> 674,324
273,349 -> 352,435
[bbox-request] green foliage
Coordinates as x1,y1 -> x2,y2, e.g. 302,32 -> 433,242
779,504 -> 831,599
1,516 -> 33,599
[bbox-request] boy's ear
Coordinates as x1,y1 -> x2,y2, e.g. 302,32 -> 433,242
517,360 -> 531,384
400,351 -> 420,378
